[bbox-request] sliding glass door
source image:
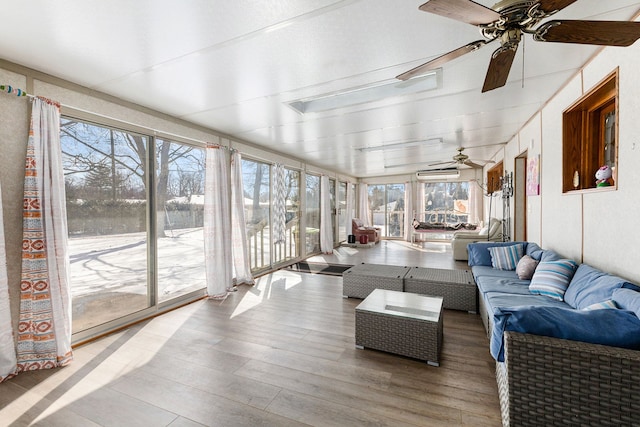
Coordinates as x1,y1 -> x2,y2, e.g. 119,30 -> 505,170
273,168 -> 301,264
61,119 -> 208,335
337,181 -> 347,242
62,120 -> 152,333
241,158 -> 271,271
368,183 -> 405,238
305,174 -> 321,254
155,139 -> 206,302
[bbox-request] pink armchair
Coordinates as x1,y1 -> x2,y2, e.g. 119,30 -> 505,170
352,218 -> 381,244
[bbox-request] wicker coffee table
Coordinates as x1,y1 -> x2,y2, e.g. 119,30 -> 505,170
342,263 -> 411,299
355,289 -> 444,366
404,267 -> 477,313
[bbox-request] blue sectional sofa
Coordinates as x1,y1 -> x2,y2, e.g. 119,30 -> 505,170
467,241 -> 640,426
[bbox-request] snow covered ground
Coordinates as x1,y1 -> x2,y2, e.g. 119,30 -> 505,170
69,227 -> 206,331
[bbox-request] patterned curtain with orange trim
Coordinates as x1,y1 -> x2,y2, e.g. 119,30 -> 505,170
16,97 -> 73,374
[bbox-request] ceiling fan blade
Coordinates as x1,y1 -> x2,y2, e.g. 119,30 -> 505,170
419,0 -> 501,26
535,21 -> 640,46
427,160 -> 456,167
482,45 -> 518,92
536,0 -> 578,15
463,160 -> 484,169
397,40 -> 488,80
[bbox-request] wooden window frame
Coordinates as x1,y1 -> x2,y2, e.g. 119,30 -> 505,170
562,69 -> 618,193
487,161 -> 503,194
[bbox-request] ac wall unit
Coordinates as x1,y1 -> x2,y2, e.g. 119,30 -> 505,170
416,168 -> 460,180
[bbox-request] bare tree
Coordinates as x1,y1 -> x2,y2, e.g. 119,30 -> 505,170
60,119 -> 203,237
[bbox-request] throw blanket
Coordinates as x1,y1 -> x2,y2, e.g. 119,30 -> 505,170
412,220 -> 477,231
490,305 -> 640,362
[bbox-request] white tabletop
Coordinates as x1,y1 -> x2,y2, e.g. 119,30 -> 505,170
355,289 -> 443,322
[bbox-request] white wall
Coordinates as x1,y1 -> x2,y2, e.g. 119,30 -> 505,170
497,42 -> 640,284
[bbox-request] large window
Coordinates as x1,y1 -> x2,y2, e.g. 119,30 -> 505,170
273,168 -> 300,264
422,182 -> 470,224
242,158 -> 271,271
155,139 -> 206,302
368,183 -> 405,238
329,178 -> 336,243
62,120 -> 150,332
61,119 -> 207,334
305,174 -> 321,254
337,181 -> 347,242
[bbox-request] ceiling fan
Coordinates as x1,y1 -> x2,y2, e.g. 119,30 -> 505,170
397,0 -> 640,92
428,147 -> 495,169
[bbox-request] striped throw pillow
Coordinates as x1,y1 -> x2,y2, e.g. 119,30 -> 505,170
582,300 -> 618,310
488,243 -> 524,271
529,259 -> 579,301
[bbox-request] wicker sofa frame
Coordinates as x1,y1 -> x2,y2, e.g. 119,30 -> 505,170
479,286 -> 640,426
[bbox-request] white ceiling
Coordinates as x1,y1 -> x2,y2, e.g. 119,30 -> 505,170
2,0 -> 640,177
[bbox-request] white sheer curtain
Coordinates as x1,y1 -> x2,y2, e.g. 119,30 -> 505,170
230,151 -> 254,286
345,182 -> 354,236
403,181 -> 414,242
357,183 -> 370,226
272,163 -> 286,245
0,181 -> 17,382
204,144 -> 232,298
468,180 -> 483,225
415,182 -> 426,221
320,175 -> 334,254
16,97 -> 73,375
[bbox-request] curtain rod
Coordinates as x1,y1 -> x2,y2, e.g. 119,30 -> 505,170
1,83 -> 210,147
1,84 -> 30,98
1,84 -> 61,107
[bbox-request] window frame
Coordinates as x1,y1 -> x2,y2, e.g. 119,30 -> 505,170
562,69 -> 618,193
61,114 -> 207,344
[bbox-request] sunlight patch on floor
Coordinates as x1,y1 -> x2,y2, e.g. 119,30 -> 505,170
6,310 -> 194,425
230,271 -> 302,319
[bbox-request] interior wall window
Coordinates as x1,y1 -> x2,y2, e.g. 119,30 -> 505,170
487,162 -> 504,195
563,70 -> 618,192
155,139 -> 206,302
61,119 -> 151,333
368,183 -> 405,238
273,168 -> 300,264
242,158 -> 271,271
305,174 -> 321,254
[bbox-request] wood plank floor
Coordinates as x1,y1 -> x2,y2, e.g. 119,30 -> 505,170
0,241 -> 502,426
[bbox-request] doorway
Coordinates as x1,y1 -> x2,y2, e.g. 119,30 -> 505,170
514,154 -> 527,242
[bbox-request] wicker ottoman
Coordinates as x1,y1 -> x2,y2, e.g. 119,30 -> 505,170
342,263 -> 411,299
355,289 -> 444,366
404,267 -> 477,313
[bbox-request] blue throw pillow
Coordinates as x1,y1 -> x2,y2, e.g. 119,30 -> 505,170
467,241 -> 527,267
529,259 -> 578,301
613,288 -> 640,320
491,305 -> 640,362
564,264 -> 640,309
540,249 -> 562,262
488,243 -> 524,270
525,242 -> 544,261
